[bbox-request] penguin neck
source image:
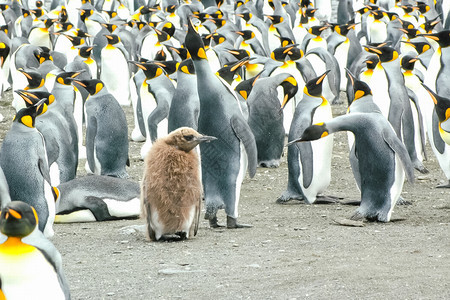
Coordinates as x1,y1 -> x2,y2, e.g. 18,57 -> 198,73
0,236 -> 35,255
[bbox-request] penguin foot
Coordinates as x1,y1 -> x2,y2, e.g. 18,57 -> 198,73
208,216 -> 225,228
436,181 -> 450,188
349,211 -> 365,221
226,216 -> 253,229
276,192 -> 304,204
314,195 -> 343,204
339,199 -> 362,206
396,196 -> 412,206
414,161 -> 429,174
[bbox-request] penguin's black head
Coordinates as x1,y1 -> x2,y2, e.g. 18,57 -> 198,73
208,17 -> 226,29
154,28 -> 170,43
165,5 -> 177,14
0,201 -> 38,238
235,30 -> 254,41
304,70 -> 330,97
43,18 -> 56,28
0,4 -> 8,11
101,23 -> 118,33
18,68 -> 45,89
153,49 -> 167,61
266,15 -> 283,25
364,45 -> 398,63
335,23 -> 356,36
308,25 -> 329,36
169,46 -> 190,60
72,79 -> 104,96
287,47 -> 304,61
37,51 -> 53,64
355,7 -> 369,15
12,98 -> 46,128
279,36 -> 295,48
286,123 -> 329,146
178,59 -> 195,75
154,60 -> 179,75
30,8 -> 44,18
370,9 -> 385,20
305,8 -> 316,17
103,10 -> 117,19
0,42 -> 10,67
385,11 -> 399,21
400,5 -> 416,14
416,1 -> 430,14
0,24 -> 9,36
235,73 -> 261,100
422,84 -> 450,123
236,10 -> 251,22
79,45 -> 94,58
79,8 -> 93,19
216,58 -> 248,84
58,22 -> 73,32
104,34 -> 120,45
271,44 -> 298,61
56,71 -> 83,85
364,55 -> 379,69
400,54 -> 419,71
192,12 -> 210,23
21,8 -> 30,17
161,22 -> 175,38
226,48 -> 250,60
166,127 -> 217,152
184,19 -> 208,61
129,61 -> 165,79
65,34 -> 85,47
420,17 -> 440,34
345,68 -> 372,102
15,90 -> 53,114
280,76 -> 298,110
211,32 -> 227,45
58,6 -> 68,22
398,27 -> 420,39
401,41 -> 431,54
36,0 -> 43,7
419,30 -> 450,48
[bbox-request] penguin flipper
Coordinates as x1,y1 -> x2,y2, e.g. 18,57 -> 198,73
432,109 -> 446,155
147,101 -> 170,142
86,116 -> 97,174
407,88 -> 427,159
382,128 -> 415,183
38,158 -> 51,185
297,142 -> 314,189
230,115 -> 258,178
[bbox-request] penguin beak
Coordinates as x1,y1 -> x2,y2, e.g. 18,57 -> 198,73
316,70 -> 330,85
196,135 -> 217,143
285,138 -> 302,147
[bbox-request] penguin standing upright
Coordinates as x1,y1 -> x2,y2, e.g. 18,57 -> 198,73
168,59 -> 199,132
277,71 -> 335,205
128,61 -> 175,159
246,73 -> 298,167
0,101 -> 55,237
141,127 -> 216,241
100,34 -> 131,106
184,20 -> 258,228
422,86 -> 450,145
73,79 -> 129,178
0,201 -> 71,300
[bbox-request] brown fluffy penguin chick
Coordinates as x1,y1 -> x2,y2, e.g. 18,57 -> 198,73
141,127 -> 216,241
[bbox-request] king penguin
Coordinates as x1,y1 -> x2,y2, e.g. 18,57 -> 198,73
277,71 -> 335,205
287,110 -> 415,222
184,20 -> 258,228
0,201 -> 71,300
54,175 -> 141,223
100,34 -> 131,106
247,73 -> 298,168
0,100 -> 55,237
73,78 -> 130,178
141,127 -> 216,241
422,85 -> 450,145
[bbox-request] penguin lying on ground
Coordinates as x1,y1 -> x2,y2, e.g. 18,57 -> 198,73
54,175 -> 141,223
141,127 -> 216,241
0,201 -> 71,299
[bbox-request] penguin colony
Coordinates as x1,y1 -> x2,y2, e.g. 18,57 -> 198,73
0,0 -> 449,296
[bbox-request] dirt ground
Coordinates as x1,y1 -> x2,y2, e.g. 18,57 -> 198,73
0,91 -> 449,300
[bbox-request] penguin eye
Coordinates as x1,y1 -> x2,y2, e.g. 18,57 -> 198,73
184,135 -> 194,141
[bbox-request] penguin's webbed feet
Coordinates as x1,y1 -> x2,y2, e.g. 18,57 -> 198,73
276,191 -> 303,205
414,161 -> 429,174
226,216 -> 252,229
395,196 -> 412,206
436,180 -> 450,188
314,195 -> 344,204
208,216 -> 225,228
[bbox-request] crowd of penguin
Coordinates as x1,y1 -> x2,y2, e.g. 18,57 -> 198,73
0,0 -> 450,297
